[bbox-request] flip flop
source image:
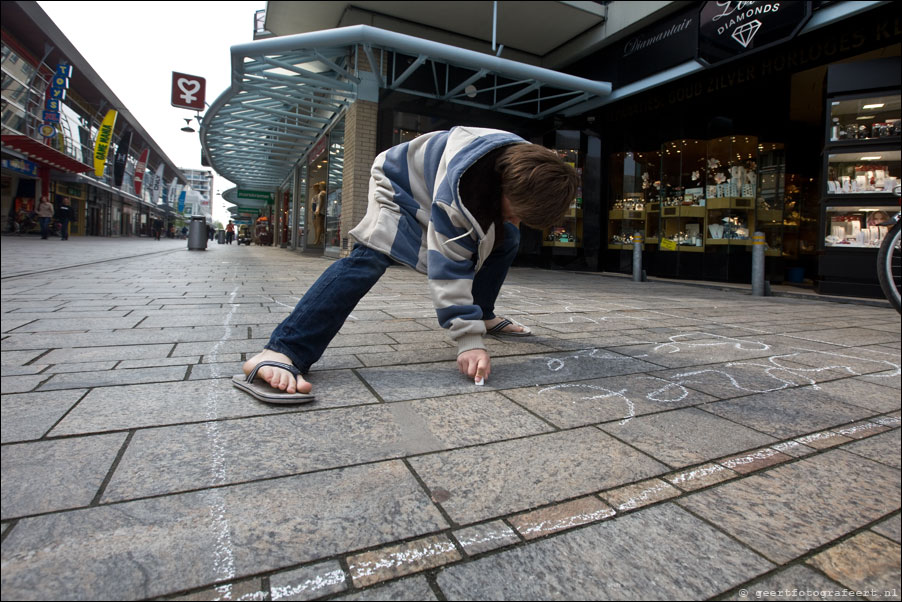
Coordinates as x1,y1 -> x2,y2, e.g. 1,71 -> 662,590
231,360 -> 315,404
486,317 -> 532,337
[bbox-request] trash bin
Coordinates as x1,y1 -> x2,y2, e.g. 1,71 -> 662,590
188,216 -> 208,250
216,229 -> 225,244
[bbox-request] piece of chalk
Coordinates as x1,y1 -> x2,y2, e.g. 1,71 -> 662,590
474,377 -> 485,386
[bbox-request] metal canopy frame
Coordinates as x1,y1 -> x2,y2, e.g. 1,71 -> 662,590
202,25 -> 611,191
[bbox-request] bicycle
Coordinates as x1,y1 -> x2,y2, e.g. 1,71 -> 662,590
876,185 -> 901,313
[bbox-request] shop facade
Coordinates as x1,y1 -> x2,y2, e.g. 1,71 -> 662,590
572,1 -> 901,295
209,1 -> 899,298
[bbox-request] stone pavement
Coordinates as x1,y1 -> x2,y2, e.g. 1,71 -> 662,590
1,235 -> 900,601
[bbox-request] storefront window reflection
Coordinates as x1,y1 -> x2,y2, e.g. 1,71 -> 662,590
324,120 -> 345,256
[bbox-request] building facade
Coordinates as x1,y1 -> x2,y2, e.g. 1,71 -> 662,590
203,1 -> 900,298
1,1 -> 187,239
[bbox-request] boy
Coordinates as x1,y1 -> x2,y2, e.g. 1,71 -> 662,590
233,126 -> 578,403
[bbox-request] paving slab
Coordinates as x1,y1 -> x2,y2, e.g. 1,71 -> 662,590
806,532 -> 901,600
409,427 -> 667,525
600,407 -> 777,468
0,389 -> 86,443
699,386 -> 881,440
0,461 -> 446,600
357,348 -> 659,402
434,503 -> 773,600
1,432 -> 127,519
676,449 -> 901,564
102,393 -> 551,502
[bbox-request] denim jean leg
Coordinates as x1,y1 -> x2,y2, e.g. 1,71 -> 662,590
265,245 -> 392,372
472,222 -> 520,321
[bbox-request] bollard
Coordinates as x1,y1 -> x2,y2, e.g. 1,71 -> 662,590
633,233 -> 644,282
751,231 -> 766,296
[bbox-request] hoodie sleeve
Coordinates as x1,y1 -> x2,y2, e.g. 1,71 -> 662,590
426,201 -> 487,355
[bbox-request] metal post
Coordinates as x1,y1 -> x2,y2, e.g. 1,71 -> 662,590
752,231 -> 766,296
633,233 -> 644,282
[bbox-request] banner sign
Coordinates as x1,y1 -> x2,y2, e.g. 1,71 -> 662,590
134,148 -> 149,196
698,1 -> 811,65
152,163 -> 164,204
41,63 -> 72,138
178,190 -> 186,213
236,189 -> 273,202
171,71 -> 206,110
113,130 -> 132,187
93,109 -> 118,177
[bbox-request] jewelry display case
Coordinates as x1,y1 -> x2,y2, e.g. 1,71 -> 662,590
607,150 -> 659,250
818,63 -> 900,297
659,139 -> 706,253
543,147 -> 583,250
756,143 -> 787,258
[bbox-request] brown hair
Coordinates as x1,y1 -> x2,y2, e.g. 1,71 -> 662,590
496,144 -> 578,229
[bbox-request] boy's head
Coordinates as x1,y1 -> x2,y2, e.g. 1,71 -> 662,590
496,144 -> 578,229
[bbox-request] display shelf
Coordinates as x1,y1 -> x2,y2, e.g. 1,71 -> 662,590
706,197 -> 754,210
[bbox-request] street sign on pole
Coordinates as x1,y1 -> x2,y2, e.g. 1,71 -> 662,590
171,72 -> 206,110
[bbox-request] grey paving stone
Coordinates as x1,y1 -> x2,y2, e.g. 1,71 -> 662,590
699,386 -> 878,440
334,576 -> 437,601
600,407 -> 777,468
842,429 -> 902,469
0,374 -> 49,393
0,461 -> 446,600
409,427 -> 667,525
1,433 -> 127,519
435,503 -> 772,600
1,389 -> 86,443
677,449 -> 901,564
102,393 -> 551,501
502,373 -> 718,428
40,344 -> 175,364
38,365 -> 188,391
452,521 -> 521,556
43,361 -> 119,373
785,327 -> 900,347
269,561 -> 347,601
9,316 -> 144,333
1,349 -> 46,366
358,349 -> 659,402
612,331 -> 791,368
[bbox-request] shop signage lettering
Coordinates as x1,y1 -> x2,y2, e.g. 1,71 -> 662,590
614,6 -> 698,86
1,158 -> 39,177
41,63 -> 72,139
237,189 -> 274,201
93,109 -> 118,177
698,1 -> 811,65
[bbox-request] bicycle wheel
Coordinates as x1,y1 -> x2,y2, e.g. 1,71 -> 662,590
877,220 -> 901,313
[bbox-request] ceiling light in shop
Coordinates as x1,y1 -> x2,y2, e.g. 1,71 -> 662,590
862,103 -> 885,109
859,156 -> 882,160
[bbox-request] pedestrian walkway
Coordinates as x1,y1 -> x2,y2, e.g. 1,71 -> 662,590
1,236 -> 899,600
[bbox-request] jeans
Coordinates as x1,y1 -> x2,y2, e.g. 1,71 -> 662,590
39,217 -> 51,239
266,222 -> 521,373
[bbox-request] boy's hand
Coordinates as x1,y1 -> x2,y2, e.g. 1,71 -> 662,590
458,349 -> 491,382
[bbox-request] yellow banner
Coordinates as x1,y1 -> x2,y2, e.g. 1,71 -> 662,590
93,109 -> 118,177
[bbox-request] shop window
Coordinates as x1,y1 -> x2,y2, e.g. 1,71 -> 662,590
325,120 -> 345,256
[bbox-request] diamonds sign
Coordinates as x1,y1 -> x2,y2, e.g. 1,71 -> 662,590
698,1 -> 811,65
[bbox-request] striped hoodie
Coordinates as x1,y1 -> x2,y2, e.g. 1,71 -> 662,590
348,126 -> 527,355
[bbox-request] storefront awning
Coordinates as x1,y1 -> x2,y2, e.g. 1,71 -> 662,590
201,25 -> 611,191
1,135 -> 93,174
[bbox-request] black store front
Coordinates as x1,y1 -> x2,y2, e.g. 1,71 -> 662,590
560,1 -> 902,297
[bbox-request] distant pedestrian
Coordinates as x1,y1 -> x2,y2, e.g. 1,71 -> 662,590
57,197 -> 73,240
36,195 -> 54,239
153,218 -> 163,240
226,220 -> 235,245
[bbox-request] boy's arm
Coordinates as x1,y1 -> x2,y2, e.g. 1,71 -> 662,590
425,202 -> 487,356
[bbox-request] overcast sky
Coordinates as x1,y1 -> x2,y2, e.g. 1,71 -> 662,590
38,1 -> 266,224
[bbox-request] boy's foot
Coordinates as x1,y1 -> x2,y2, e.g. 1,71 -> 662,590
242,350 -> 312,394
485,317 -> 531,336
